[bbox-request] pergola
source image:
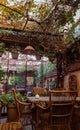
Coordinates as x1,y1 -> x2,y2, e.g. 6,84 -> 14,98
0,0 -> 80,90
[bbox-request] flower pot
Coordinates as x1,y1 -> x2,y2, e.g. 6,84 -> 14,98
7,103 -> 18,122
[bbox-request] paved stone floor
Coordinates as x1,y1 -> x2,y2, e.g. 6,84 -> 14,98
0,115 -> 76,130
0,115 -> 34,130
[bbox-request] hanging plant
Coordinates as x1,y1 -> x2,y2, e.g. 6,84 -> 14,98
36,54 -> 41,60
0,66 -> 5,84
50,80 -> 56,89
11,52 -> 19,59
10,45 -> 21,59
0,42 -> 5,57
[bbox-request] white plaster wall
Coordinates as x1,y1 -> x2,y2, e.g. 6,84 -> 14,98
64,70 -> 80,96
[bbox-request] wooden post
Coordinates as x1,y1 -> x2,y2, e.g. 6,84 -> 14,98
56,52 -> 63,88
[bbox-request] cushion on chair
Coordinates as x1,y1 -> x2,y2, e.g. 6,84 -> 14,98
0,122 -> 23,130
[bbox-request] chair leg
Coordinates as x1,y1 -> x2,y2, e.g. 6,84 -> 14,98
57,127 -> 60,130
64,124 -> 71,130
68,125 -> 71,130
40,121 -> 49,130
31,121 -> 34,130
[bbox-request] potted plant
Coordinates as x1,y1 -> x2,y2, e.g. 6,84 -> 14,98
6,93 -> 18,122
0,93 -> 17,121
0,90 -> 28,122
10,45 -> 21,59
0,66 -> 5,94
0,66 -> 5,83
0,93 -> 13,118
0,42 -> 5,57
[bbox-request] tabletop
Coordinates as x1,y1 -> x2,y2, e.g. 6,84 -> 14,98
27,96 -> 77,103
27,96 -> 49,102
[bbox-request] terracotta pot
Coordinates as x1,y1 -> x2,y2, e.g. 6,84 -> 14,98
7,103 -> 18,122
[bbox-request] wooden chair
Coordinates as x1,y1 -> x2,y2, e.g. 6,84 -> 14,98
36,90 -> 77,130
12,88 -> 33,129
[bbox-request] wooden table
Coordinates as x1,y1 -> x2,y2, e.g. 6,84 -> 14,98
27,96 -> 49,130
28,96 -> 79,130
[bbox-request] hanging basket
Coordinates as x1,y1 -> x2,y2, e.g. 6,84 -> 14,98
0,52 -> 3,57
36,55 -> 41,60
7,103 -> 18,122
49,57 -> 53,62
11,52 -> 19,59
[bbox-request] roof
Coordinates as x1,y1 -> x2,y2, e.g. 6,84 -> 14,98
65,62 -> 80,73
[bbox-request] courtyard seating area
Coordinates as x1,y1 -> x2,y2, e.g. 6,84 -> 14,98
0,89 -> 80,130
0,0 -> 80,130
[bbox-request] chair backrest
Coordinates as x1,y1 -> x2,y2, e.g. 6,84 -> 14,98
12,88 -> 31,122
32,87 -> 47,96
49,90 -> 77,127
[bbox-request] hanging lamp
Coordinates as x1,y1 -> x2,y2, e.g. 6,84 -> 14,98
22,34 -> 36,55
23,45 -> 35,55
22,35 -> 41,60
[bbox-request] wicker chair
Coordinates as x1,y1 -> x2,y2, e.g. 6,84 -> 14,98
36,90 -> 77,130
0,122 -> 23,130
12,88 -> 33,129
